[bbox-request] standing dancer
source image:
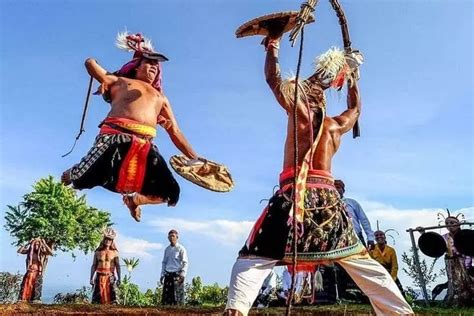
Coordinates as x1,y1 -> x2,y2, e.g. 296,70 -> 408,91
90,228 -> 121,304
226,21 -> 413,315
17,238 -> 53,303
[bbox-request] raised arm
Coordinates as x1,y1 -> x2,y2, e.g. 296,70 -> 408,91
264,35 -> 293,112
40,239 -> 54,256
17,243 -> 30,255
85,58 -> 118,95
332,80 -> 361,134
158,99 -> 198,160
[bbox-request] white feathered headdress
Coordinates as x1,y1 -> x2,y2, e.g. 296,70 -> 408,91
115,31 -> 168,62
314,47 -> 364,90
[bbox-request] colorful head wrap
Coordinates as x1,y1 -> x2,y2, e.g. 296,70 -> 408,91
115,32 -> 168,92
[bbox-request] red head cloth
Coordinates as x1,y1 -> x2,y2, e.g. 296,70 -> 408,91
116,57 -> 163,92
115,32 -> 168,93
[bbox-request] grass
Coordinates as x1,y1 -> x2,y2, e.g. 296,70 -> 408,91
1,302 -> 473,315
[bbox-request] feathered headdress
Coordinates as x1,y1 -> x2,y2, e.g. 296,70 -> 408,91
114,32 -> 168,92
280,75 -> 327,109
375,220 -> 399,245
437,208 -> 465,225
103,227 -> 117,240
313,47 -> 363,90
115,32 -> 168,61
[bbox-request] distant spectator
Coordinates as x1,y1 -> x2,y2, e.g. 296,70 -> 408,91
160,229 -> 188,305
335,179 -> 374,248
369,230 -> 405,297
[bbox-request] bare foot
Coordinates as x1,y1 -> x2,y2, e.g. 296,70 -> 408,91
61,169 -> 72,185
123,195 -> 141,222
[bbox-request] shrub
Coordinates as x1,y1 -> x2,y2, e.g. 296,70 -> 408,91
0,272 -> 22,303
53,286 -> 90,304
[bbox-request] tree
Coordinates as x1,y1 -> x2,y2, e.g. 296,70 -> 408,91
4,176 -> 112,254
402,248 -> 444,300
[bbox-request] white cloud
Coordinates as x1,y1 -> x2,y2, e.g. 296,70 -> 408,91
115,233 -> 163,259
148,217 -> 254,246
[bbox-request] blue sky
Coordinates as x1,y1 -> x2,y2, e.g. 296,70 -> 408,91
1,0 -> 473,301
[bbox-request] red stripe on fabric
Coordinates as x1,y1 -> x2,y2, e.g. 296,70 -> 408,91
99,125 -> 121,135
279,168 -> 333,184
246,205 -> 269,248
134,141 -> 150,193
116,137 -> 150,193
287,263 -> 317,273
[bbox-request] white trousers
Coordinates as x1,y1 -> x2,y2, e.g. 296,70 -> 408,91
225,255 -> 414,316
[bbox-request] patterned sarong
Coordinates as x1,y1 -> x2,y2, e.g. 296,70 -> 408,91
240,169 -> 365,265
91,272 -> 117,304
162,271 -> 184,305
70,117 -> 179,204
18,270 -> 43,302
445,256 -> 474,305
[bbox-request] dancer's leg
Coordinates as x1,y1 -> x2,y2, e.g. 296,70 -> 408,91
338,255 -> 413,315
225,258 -> 278,316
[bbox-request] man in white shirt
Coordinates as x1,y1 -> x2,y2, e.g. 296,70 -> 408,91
335,179 -> 374,249
160,229 -> 188,305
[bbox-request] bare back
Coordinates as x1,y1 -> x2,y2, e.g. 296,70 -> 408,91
283,114 -> 344,171
108,77 -> 165,127
264,41 -> 361,172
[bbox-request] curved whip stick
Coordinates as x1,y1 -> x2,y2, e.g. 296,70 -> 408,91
329,0 -> 360,138
62,76 -> 93,157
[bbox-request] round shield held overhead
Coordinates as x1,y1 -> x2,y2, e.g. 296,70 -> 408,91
235,11 -> 315,38
418,232 -> 447,258
170,155 -> 234,193
454,229 -> 474,257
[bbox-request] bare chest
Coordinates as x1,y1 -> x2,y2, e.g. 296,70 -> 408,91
97,250 -> 116,264
111,79 -> 160,104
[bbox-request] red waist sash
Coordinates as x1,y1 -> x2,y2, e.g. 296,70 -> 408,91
279,168 -> 335,191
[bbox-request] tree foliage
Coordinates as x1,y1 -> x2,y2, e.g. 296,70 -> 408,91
402,248 -> 444,297
4,176 -> 112,254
